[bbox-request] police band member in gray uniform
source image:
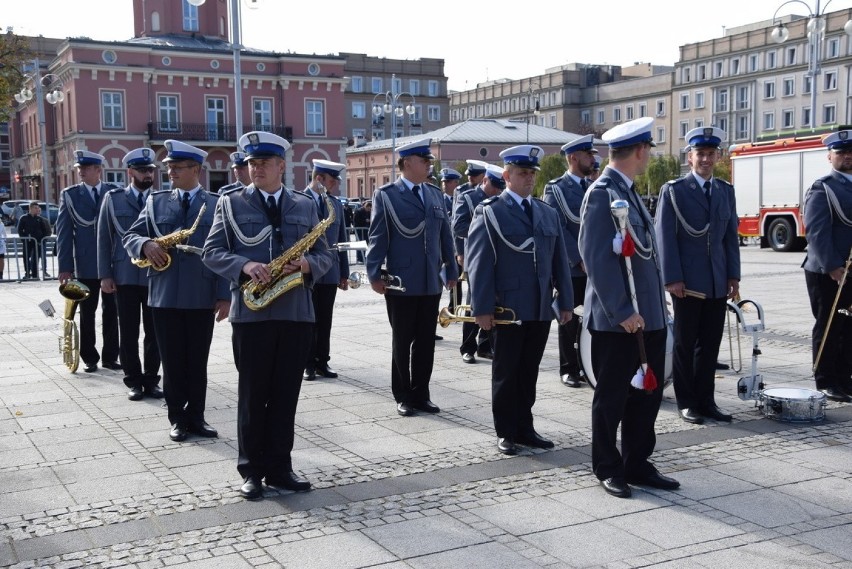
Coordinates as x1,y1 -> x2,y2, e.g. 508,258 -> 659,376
578,117 -> 680,498
366,138 -> 458,417
452,164 -> 505,364
467,146 -> 573,455
302,159 -> 349,381
98,148 -> 162,400
802,129 -> 852,403
204,131 -> 333,500
123,140 -> 230,443
218,151 -> 251,194
543,134 -> 597,388
56,150 -> 120,373
656,127 -> 740,423
440,167 -> 461,214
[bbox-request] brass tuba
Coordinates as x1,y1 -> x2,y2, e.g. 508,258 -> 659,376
242,192 -> 336,311
438,305 -> 521,327
131,203 -> 207,271
58,280 -> 91,373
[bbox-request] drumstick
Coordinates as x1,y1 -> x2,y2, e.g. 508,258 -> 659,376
684,289 -> 707,300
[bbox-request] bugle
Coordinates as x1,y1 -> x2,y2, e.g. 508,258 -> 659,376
336,240 -> 367,252
348,270 -> 406,292
438,305 -> 521,327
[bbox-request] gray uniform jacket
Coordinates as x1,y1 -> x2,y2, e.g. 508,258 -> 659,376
123,188 -> 229,309
203,185 -> 334,323
803,170 -> 852,274
97,186 -> 150,286
578,167 -> 667,332
218,181 -> 244,195
302,188 -> 349,285
542,172 -> 586,277
366,179 -> 457,296
56,182 -> 116,279
655,173 -> 740,298
452,186 -> 488,258
466,192 -> 573,321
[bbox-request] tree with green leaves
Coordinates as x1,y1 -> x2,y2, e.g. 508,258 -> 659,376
533,153 -> 566,198
0,29 -> 33,123
634,154 -> 681,198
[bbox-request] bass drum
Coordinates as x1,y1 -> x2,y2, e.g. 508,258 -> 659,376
575,308 -> 673,390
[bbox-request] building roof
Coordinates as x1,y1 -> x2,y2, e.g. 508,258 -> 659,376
348,119 -> 601,154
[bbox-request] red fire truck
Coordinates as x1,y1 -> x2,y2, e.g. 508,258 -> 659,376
730,134 -> 828,252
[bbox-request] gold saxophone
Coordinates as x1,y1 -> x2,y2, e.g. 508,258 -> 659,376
59,280 -> 90,373
242,192 -> 336,311
131,203 -> 207,271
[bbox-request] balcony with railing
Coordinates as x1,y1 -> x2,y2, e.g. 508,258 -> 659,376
147,122 -> 294,143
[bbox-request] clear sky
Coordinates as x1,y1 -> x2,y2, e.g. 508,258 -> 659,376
2,0 -> 826,91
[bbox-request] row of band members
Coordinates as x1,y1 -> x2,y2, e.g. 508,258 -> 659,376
54,117 -> 851,501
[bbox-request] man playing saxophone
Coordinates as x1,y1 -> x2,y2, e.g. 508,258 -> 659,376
123,140 -> 230,444
203,131 -> 333,501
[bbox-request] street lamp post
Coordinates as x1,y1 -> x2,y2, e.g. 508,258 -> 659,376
770,1 -> 852,131
371,73 -> 416,180
525,81 -> 541,143
14,58 -> 64,202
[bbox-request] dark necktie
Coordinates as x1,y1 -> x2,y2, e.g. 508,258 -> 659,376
137,191 -> 144,210
412,184 -> 421,203
703,181 -> 712,205
92,186 -> 100,204
317,194 -> 327,219
580,179 -> 588,191
522,199 -> 533,222
181,192 -> 191,224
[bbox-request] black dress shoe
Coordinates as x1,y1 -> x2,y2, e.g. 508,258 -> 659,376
627,471 -> 681,490
83,362 -> 98,373
476,350 -> 494,360
303,368 -> 316,381
145,385 -> 164,399
266,471 -> 312,492
127,386 -> 144,401
397,402 -> 414,417
315,363 -> 338,378
819,387 -> 852,403
516,431 -> 555,449
600,477 -> 632,498
497,437 -> 517,455
413,400 -> 440,413
102,361 -> 122,371
240,476 -> 263,500
715,361 -> 730,370
679,408 -> 704,424
434,334 -> 443,341
188,422 -> 218,438
169,423 -> 188,442
700,404 -> 733,422
561,373 -> 583,388
462,352 -> 476,364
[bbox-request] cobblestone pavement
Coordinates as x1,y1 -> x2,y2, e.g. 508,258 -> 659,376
1,247 -> 850,568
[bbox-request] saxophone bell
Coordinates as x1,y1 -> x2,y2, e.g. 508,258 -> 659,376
131,202 -> 207,271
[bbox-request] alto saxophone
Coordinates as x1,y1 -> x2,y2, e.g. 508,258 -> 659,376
131,203 -> 207,271
242,191 -> 336,311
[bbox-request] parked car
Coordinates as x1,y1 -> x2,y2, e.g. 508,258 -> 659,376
8,202 -> 59,229
1,200 -> 32,226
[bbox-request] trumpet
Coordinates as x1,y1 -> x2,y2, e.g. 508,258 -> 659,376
438,305 -> 521,327
348,270 -> 406,292
336,240 -> 368,252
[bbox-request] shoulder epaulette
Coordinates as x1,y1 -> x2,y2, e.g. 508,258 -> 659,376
108,187 -> 124,194
532,196 -> 546,204
291,190 -> 311,200
220,187 -> 241,196
480,196 -> 499,207
152,189 -> 172,195
716,178 -> 734,188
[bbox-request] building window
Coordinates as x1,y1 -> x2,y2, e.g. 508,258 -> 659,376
714,61 -> 723,78
731,58 -> 741,75
656,100 -> 665,117
803,75 -> 812,94
352,101 -> 366,119
679,93 -> 689,110
351,76 -> 363,93
736,116 -> 749,140
656,126 -> 666,143
158,94 -> 179,131
823,104 -> 836,125
371,128 -> 384,141
717,117 -> 728,133
764,81 -> 775,99
748,54 -> 759,72
639,103 -> 647,117
695,117 -> 704,128
782,109 -> 794,128
767,50 -> 777,69
182,0 -> 199,31
392,76 -> 401,94
253,98 -> 272,130
737,86 -> 749,110
352,128 -> 366,141
206,97 -> 226,140
105,171 -> 126,186
371,77 -> 383,94
802,106 -> 811,127
697,64 -> 706,80
580,110 -> 590,125
626,105 -> 634,120
409,79 -> 420,96
151,11 -> 161,31
824,70 -> 837,90
716,89 -> 728,112
306,99 -> 325,135
786,46 -> 797,65
682,67 -> 691,83
596,109 -> 605,124
826,37 -> 840,58
783,78 -> 795,97
763,112 -> 775,131
428,80 -> 439,97
679,120 -> 689,138
695,91 -> 705,109
101,91 -> 124,130
613,107 -> 621,122
427,105 -> 440,122
549,113 -> 557,128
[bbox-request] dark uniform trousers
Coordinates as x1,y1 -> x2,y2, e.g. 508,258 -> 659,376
115,284 -> 160,388
233,320 -> 312,480
459,280 -> 491,356
491,320 -> 551,438
557,275 -> 587,376
385,294 -> 441,404
78,278 -> 120,366
152,308 -> 214,426
671,296 -> 727,409
306,283 -> 337,368
591,328 -> 666,481
806,270 -> 852,390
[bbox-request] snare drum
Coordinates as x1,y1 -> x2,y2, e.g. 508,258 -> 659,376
758,387 -> 826,423
576,314 -> 673,390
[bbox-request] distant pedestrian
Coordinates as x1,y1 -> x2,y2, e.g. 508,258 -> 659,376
352,200 -> 371,263
17,202 -> 51,279
0,221 -> 6,279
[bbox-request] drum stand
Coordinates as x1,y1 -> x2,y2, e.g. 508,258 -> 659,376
726,299 -> 767,402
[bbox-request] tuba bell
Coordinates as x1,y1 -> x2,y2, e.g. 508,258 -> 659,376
57,280 -> 91,373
